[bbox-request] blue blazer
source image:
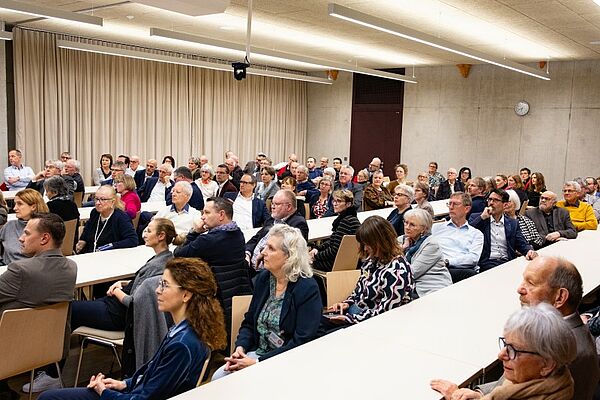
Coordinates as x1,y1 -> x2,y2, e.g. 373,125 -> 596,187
102,320 -> 208,400
137,177 -> 174,203
173,225 -> 246,266
134,169 -> 158,189
166,181 -> 204,210
224,192 -> 270,228
468,212 -> 532,264
80,208 -> 139,253
235,270 -> 321,361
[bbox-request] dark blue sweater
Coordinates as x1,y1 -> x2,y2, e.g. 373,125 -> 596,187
173,224 -> 246,266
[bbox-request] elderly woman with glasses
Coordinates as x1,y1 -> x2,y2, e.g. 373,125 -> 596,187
505,190 -> 544,249
399,209 -> 451,297
212,224 -> 321,379
363,170 -> 393,211
387,184 -> 414,236
40,258 -> 227,400
75,185 -> 138,254
306,177 -> 334,219
196,164 -> 219,200
431,303 -> 576,400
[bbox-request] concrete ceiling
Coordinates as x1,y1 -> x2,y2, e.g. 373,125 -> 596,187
1,0 -> 600,74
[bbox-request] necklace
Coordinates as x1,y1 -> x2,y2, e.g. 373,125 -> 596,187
93,210 -> 114,252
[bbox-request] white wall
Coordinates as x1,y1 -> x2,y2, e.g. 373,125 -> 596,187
306,71 -> 353,164
401,60 -> 600,193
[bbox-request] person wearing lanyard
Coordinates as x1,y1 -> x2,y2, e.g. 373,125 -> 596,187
75,185 -> 138,254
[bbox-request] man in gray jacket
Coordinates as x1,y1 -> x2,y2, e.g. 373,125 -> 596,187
525,191 -> 577,247
0,213 -> 77,395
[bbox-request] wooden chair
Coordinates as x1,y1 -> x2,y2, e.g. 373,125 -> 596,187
304,203 -> 311,220
230,295 -> 252,353
132,211 -> 141,230
61,219 -> 78,256
519,199 -> 529,216
313,235 -> 359,280
0,302 -> 69,400
326,270 -> 361,307
73,191 -> 84,207
196,351 -> 212,386
72,326 -> 125,386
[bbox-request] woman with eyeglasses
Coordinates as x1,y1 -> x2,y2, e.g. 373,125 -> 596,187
431,303 -> 576,399
0,189 -> 48,265
387,184 -> 415,236
306,177 -> 334,219
310,189 -> 360,272
256,166 -> 278,201
196,164 -> 219,200
363,170 -> 393,211
212,224 -> 321,380
40,257 -> 227,400
75,185 -> 138,254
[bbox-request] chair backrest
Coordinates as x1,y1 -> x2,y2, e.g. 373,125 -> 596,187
326,270 -> 361,307
132,211 -> 141,230
61,219 -> 78,256
0,302 -> 69,380
519,199 -> 529,216
210,261 -> 253,337
331,235 -> 360,272
304,203 -> 311,220
230,295 -> 252,353
73,191 -> 84,207
196,350 -> 212,386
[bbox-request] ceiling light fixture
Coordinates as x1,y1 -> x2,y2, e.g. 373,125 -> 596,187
0,0 -> 103,26
149,27 -> 417,84
328,3 -> 550,81
56,40 -> 332,85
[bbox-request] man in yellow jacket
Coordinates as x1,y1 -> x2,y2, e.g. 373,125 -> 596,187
557,181 -> 598,231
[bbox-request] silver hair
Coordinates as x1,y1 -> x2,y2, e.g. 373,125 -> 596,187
341,165 -> 354,176
323,167 -> 336,178
296,165 -> 308,174
49,160 -> 64,170
43,176 -> 69,197
564,180 -> 581,192
268,224 -> 313,282
66,159 -> 80,171
161,163 -> 173,174
505,189 -> 521,211
504,303 -> 576,369
174,180 -> 193,198
200,164 -> 215,178
396,184 -> 415,202
404,208 -> 433,234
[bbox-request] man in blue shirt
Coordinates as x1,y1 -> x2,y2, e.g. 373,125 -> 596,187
431,192 -> 483,282
4,149 -> 34,190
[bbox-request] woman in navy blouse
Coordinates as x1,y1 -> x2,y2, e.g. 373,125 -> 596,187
39,257 -> 227,400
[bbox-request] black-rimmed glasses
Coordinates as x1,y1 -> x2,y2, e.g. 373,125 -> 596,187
498,337 -> 540,360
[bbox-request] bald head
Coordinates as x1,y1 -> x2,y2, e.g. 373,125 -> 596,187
539,191 -> 557,213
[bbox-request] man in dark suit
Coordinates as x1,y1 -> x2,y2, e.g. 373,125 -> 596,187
525,191 -> 577,247
245,190 -> 308,272
166,166 -> 204,210
436,168 -> 465,200
137,163 -> 173,203
0,213 -> 77,395
63,159 -> 85,194
469,188 -> 537,272
134,159 -> 158,189
215,164 -> 238,198
225,174 -> 270,229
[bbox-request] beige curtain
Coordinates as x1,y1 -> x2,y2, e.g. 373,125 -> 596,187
13,28 -> 307,184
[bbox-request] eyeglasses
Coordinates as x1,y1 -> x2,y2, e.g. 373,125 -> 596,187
95,197 -> 114,203
111,168 -> 124,172
394,192 -> 408,198
271,202 -> 290,207
157,279 -> 182,292
240,181 -> 254,185
539,196 -> 553,202
562,189 -> 575,194
487,197 -> 503,203
446,201 -> 463,207
498,337 -> 539,360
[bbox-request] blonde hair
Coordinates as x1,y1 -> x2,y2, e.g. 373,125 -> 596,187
15,189 -> 49,213
97,185 -> 124,210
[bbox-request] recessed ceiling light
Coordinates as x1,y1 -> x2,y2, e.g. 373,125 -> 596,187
590,41 -> 600,45
126,15 -> 135,20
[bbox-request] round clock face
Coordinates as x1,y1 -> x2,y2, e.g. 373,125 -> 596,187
515,101 -> 530,116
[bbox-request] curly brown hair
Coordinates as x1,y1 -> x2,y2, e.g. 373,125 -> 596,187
165,258 -> 227,351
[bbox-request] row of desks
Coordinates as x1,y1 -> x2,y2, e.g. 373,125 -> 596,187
170,229 -> 600,400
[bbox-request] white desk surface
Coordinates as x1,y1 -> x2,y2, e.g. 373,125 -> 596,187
3,185 -> 99,200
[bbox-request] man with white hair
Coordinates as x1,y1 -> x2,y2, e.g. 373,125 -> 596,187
166,167 -> 204,211
436,168 -> 464,200
556,181 -> 597,231
153,181 -> 201,234
62,159 -> 85,194
295,164 -> 315,194
225,157 -> 243,189
526,191 -> 577,247
126,155 -> 142,176
334,165 -> 363,210
26,160 -> 64,197
137,163 -> 174,203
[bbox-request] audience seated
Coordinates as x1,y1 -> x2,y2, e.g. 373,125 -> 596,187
187,157 -> 201,181
63,159 -> 85,194
225,157 -> 244,189
44,176 -> 80,250
527,171 -> 546,207
255,166 -> 278,202
39,258 -> 227,400
556,180 -> 598,231
75,186 -> 138,254
436,168 -> 464,200
215,164 -> 238,198
295,164 -> 315,195
399,209 -> 452,297
505,189 -> 544,249
305,177 -> 334,219
114,174 -> 141,220
322,216 -> 414,329
306,156 -> 322,180
224,174 -> 270,230
279,176 -> 306,218
166,167 -> 204,211
507,174 -> 528,205
309,189 -> 360,272
0,192 -> 7,227
466,177 -> 487,216
520,167 -> 532,190
387,184 -> 413,236
458,166 -> 471,186
137,163 -> 174,203
133,159 -> 158,189
431,192 -> 483,281
4,149 -> 34,190
412,181 -> 434,217
525,191 -> 577,247
26,159 -> 64,197
495,174 -> 508,190
153,181 -> 201,235
363,170 -> 393,211
0,189 -> 48,265
469,189 -> 537,272
387,163 -> 409,194
0,213 -> 77,396
93,155 -> 113,186
427,161 -> 445,193
195,163 -> 219,199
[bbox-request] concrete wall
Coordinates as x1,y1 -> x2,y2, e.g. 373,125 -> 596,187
306,71 -> 353,164
0,41 -> 7,171
401,60 -> 600,193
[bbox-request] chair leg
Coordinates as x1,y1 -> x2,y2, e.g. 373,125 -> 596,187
28,369 -> 34,400
55,362 -> 65,388
74,337 -> 88,387
111,344 -> 122,368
